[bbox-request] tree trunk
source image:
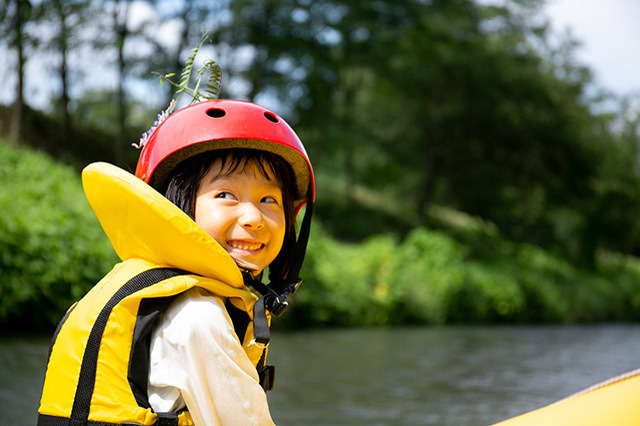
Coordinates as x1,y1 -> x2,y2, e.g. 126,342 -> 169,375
9,0 -> 27,146
162,0 -> 192,106
56,0 -> 71,139
113,0 -> 128,165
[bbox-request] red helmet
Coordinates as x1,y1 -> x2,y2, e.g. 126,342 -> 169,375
135,99 -> 314,205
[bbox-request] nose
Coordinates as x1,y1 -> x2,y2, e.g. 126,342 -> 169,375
238,202 -> 264,229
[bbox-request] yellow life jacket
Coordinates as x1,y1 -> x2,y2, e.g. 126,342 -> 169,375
38,163 -> 270,426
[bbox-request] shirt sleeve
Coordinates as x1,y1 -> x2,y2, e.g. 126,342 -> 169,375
148,287 -> 275,426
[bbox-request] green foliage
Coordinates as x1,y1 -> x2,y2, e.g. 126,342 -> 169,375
283,221 -> 640,328
137,34 -> 223,150
2,140 -> 640,331
292,229 -> 399,327
3,0 -> 640,330
218,0 -> 640,264
5,0 -> 640,268
0,140 -> 118,331
391,228 -> 467,324
153,33 -> 223,106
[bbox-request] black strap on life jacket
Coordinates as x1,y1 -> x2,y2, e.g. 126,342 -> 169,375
38,267 -> 189,426
225,296 -> 274,391
129,296 -> 184,408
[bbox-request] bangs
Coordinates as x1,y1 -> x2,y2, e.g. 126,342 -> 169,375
208,150 -> 282,189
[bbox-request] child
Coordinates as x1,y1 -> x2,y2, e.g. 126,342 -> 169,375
37,99 -> 314,426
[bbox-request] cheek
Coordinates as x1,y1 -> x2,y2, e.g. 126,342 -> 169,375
269,212 -> 287,247
194,198 -> 225,237
193,197 -> 207,227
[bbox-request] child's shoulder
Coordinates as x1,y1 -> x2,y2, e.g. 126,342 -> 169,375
157,288 -> 231,340
169,287 -> 226,319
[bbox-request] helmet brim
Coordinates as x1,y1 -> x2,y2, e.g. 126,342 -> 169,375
148,137 -> 313,204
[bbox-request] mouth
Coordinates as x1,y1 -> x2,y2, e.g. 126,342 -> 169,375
227,240 -> 265,252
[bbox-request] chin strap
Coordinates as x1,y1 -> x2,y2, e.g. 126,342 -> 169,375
243,193 -> 313,391
249,190 -> 313,340
272,190 -> 314,296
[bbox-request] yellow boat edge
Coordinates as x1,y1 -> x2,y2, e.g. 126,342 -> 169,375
493,367 -> 640,425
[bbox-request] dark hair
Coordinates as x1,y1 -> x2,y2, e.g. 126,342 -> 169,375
160,148 -> 298,280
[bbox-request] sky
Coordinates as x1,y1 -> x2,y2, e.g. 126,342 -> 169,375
542,0 -> 640,98
1,0 -> 639,109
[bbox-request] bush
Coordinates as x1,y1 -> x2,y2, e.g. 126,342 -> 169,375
389,228 -> 465,324
287,225 -> 398,327
3,139 -> 640,330
0,140 -> 118,331
289,221 -> 640,327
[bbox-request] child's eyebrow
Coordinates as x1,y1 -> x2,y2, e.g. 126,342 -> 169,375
207,173 -> 283,191
263,183 -> 283,192
255,180 -> 283,191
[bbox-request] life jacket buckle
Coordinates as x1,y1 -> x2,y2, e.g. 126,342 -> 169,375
267,278 -> 303,317
290,278 -> 302,294
266,295 -> 289,317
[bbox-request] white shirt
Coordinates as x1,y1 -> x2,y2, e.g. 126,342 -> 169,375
148,287 -> 276,426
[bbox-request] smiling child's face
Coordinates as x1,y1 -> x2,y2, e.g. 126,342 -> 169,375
194,158 -> 286,275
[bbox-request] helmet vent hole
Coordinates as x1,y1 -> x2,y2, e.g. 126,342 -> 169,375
264,112 -> 279,123
206,108 -> 226,118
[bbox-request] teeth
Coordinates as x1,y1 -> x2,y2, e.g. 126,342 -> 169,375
229,241 -> 263,251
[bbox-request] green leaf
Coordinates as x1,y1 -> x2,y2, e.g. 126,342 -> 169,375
166,32 -> 223,105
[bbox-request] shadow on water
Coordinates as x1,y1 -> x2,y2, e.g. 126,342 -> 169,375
3,325 -> 640,425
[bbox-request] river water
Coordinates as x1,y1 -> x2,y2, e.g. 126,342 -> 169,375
2,324 -> 640,425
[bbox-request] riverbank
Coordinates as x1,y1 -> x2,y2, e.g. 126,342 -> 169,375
3,139 -> 640,331
281,224 -> 640,328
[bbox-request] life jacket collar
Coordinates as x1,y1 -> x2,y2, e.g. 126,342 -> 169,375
82,162 -> 244,288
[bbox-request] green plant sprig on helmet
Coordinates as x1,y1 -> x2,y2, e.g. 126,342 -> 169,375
134,32 -> 222,150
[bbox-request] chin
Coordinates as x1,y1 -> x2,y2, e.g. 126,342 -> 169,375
233,259 -> 262,276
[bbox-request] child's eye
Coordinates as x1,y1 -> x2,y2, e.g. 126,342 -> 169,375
215,192 -> 236,200
261,196 -> 278,204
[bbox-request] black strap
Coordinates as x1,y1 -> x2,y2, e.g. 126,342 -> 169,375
37,413 -> 180,426
226,281 -> 273,392
250,192 -> 312,339
286,192 -> 314,286
238,196 -> 313,392
38,413 -> 123,426
129,297 -> 180,409
155,412 -> 180,426
224,299 -> 251,345
254,333 -> 275,392
69,268 -> 188,426
252,294 -> 271,344
269,191 -> 314,296
240,274 -> 275,392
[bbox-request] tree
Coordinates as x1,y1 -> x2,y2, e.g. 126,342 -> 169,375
1,0 -> 33,145
581,94 -> 640,265
208,0 -> 634,261
33,0 -> 90,139
105,0 -> 167,165
112,0 -> 130,165
5,0 -> 639,264
147,0 -> 215,107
